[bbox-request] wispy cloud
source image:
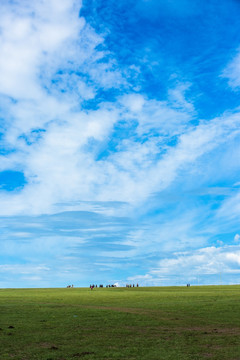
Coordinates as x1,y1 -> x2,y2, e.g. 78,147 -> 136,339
222,48 -> 240,89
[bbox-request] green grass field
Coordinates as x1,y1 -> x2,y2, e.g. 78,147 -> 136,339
0,285 -> 240,360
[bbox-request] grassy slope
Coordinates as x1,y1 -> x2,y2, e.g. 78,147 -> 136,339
0,286 -> 240,360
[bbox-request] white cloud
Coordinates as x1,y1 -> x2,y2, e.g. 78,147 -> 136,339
0,264 -> 50,274
222,49 -> 240,89
153,246 -> 240,274
0,0 -> 87,99
120,93 -> 145,112
234,234 -> 240,242
0,0 -> 240,220
128,245 -> 240,286
217,191 -> 240,221
120,88 -> 194,136
0,101 -> 240,216
168,82 -> 194,112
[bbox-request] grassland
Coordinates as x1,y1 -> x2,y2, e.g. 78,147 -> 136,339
0,285 -> 240,360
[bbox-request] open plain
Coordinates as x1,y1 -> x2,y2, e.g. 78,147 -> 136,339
0,285 -> 240,360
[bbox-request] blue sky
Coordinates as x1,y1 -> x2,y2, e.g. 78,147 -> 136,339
0,0 -> 240,288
